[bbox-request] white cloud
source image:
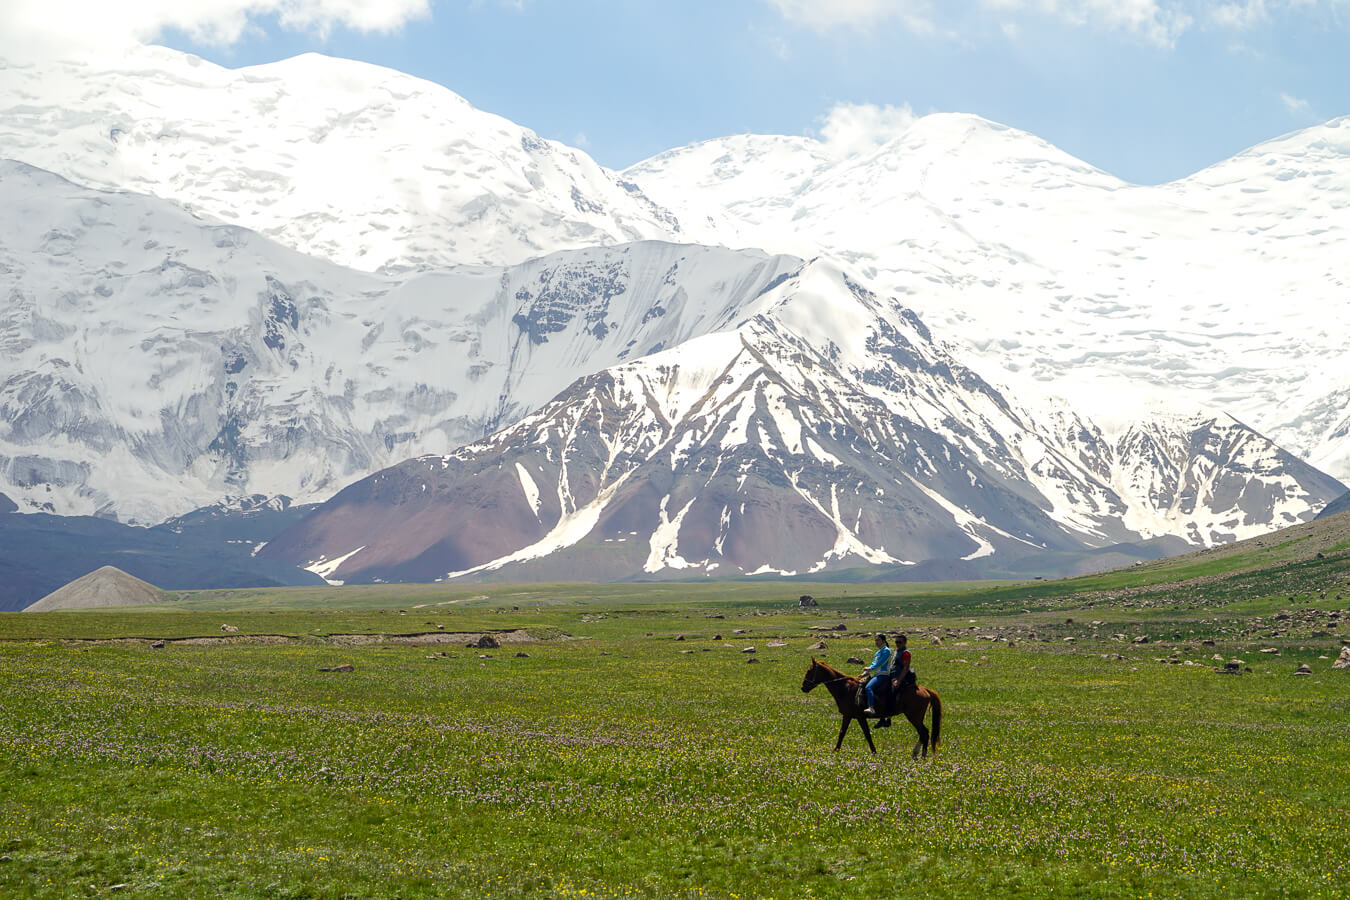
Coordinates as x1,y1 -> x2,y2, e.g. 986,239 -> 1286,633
981,0 -> 1192,46
766,0 -> 1350,47
766,0 -> 937,35
814,101 -> 918,157
1209,0 -> 1271,27
0,0 -> 430,59
1280,91 -> 1312,115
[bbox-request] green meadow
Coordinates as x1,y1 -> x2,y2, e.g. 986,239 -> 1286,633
3,544 -> 1350,899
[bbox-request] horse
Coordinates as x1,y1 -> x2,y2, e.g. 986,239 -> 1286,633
801,658 -> 942,758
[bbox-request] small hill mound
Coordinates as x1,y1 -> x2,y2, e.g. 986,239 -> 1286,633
23,566 -> 166,612
1317,491 -> 1350,520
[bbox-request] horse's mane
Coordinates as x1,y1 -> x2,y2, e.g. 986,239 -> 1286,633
811,658 -> 853,682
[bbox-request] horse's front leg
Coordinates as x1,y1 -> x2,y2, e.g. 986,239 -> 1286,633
834,716 -> 852,751
860,718 -> 877,755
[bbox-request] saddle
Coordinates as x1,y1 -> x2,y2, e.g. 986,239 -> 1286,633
892,670 -> 917,692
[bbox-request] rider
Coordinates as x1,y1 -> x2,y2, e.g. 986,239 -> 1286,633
860,633 -> 892,715
891,633 -> 915,692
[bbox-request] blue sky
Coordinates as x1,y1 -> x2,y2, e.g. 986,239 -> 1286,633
9,1 -> 1350,183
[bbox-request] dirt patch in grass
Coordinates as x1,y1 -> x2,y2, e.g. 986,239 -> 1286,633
47,628 -> 571,649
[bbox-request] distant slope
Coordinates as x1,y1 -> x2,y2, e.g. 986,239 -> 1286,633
0,509 -> 323,612
977,503 -> 1350,608
1317,491 -> 1350,520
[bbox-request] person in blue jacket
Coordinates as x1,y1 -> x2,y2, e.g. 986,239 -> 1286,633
860,632 -> 892,715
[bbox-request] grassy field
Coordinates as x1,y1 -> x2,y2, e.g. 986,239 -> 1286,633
3,549 -> 1350,898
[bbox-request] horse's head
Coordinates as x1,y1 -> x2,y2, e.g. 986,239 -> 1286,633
802,658 -> 826,693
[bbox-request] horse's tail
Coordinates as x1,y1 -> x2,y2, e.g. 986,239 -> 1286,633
929,689 -> 942,755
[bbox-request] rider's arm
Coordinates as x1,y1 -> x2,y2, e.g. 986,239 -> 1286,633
893,650 -> 911,679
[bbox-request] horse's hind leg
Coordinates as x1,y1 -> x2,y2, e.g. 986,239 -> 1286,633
906,709 -> 930,759
834,717 -> 852,751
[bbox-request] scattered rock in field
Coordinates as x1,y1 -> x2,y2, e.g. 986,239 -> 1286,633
478,654 -> 491,659
1202,639 -> 1215,646
1260,648 -> 1280,655
808,641 -> 827,650
712,634 -> 723,641
680,649 -> 694,654
468,635 -> 500,650
767,641 -> 787,648
1295,664 -> 1312,676
930,637 -> 942,646
674,634 -> 685,641
832,624 -> 848,631
1212,654 -> 1224,661
1333,648 -> 1350,670
515,652 -> 529,658
1112,634 -> 1127,641
741,646 -> 757,654
734,629 -> 746,635
1007,641 -> 1016,649
221,624 -> 239,633
1063,637 -> 1075,643
746,658 -> 759,664
318,664 -> 354,673
1132,636 -> 1150,644
846,656 -> 864,664
150,640 -> 165,649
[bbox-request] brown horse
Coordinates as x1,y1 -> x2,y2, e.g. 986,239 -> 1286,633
801,658 -> 942,758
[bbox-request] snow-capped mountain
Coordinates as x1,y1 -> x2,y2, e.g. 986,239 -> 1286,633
261,261 -> 1340,583
2,44 -> 1348,582
0,45 -> 685,273
625,114 -> 1350,482
0,159 -> 795,522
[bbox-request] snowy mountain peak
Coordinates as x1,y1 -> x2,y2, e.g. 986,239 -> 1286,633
0,44 -> 684,273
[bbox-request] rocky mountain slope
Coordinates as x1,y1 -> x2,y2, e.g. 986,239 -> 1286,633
261,263 -> 1342,583
0,158 -> 797,521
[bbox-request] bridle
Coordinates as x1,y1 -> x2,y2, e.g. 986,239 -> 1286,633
802,662 -> 855,692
